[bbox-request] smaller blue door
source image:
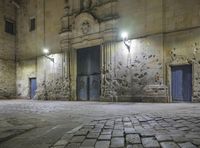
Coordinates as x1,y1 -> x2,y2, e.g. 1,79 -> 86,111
172,65 -> 192,102
30,78 -> 37,99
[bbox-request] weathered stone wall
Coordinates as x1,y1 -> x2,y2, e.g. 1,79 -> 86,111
16,54 -> 70,100
0,0 -> 16,98
16,59 -> 36,98
163,0 -> 200,32
14,0 -> 200,102
35,54 -> 70,100
0,60 -> 16,99
118,0 -> 163,38
101,35 -> 168,102
164,28 -> 200,102
15,0 -> 200,59
17,0 -> 65,59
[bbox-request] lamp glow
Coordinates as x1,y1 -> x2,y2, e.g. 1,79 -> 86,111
43,48 -> 49,54
121,32 -> 128,40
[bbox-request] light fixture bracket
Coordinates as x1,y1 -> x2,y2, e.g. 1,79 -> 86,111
44,55 -> 54,63
121,31 -> 131,52
123,40 -> 131,52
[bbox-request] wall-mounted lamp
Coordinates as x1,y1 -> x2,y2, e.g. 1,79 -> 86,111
10,0 -> 20,9
121,31 -> 131,52
43,48 -> 54,63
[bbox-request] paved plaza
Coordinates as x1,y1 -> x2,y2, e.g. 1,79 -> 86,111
0,100 -> 200,148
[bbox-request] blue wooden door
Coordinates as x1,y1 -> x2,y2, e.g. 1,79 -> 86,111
89,75 -> 100,101
77,76 -> 88,101
77,46 -> 100,101
172,65 -> 192,102
30,78 -> 37,99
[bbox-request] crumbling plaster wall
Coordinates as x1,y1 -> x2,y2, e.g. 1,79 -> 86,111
34,54 -> 70,100
0,0 -> 16,98
16,59 -> 36,98
17,54 -> 70,100
101,34 -> 168,102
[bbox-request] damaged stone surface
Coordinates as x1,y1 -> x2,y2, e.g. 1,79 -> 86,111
100,36 -> 168,102
0,0 -> 16,99
0,60 -> 16,99
34,77 -> 70,100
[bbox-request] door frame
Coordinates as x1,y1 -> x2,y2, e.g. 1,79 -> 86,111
29,77 -> 37,99
169,64 -> 193,103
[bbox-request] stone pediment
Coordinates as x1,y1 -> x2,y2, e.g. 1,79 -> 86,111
74,12 -> 100,36
59,0 -> 119,48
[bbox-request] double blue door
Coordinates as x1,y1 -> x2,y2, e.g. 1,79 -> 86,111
77,46 -> 100,101
30,78 -> 37,99
171,65 -> 192,102
77,75 -> 100,101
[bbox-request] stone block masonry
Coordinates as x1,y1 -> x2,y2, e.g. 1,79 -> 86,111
0,60 -> 16,99
0,0 -> 17,99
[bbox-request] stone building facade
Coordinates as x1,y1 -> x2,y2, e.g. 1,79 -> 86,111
1,0 -> 200,102
0,0 -> 16,99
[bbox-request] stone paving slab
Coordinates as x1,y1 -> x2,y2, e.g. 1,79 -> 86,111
95,141 -> 110,148
1,101 -> 200,148
160,142 -> 180,148
126,134 -> 141,144
50,114 -> 200,148
110,137 -> 125,148
0,124 -> 35,143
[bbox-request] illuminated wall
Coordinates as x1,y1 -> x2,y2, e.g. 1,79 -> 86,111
11,0 -> 200,102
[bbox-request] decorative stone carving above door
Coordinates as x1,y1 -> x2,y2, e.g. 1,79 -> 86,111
60,0 -> 119,48
82,0 -> 92,10
75,12 -> 99,36
81,21 -> 90,34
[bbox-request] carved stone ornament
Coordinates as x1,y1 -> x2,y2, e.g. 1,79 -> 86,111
83,0 -> 91,10
64,0 -> 70,15
81,21 -> 91,34
74,12 -> 100,36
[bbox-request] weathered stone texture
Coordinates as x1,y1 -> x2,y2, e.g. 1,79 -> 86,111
165,28 -> 200,102
16,60 -> 36,98
101,35 -> 168,102
1,0 -> 200,101
0,0 -> 16,98
0,60 -> 16,99
16,53 -> 71,100
35,54 -> 70,100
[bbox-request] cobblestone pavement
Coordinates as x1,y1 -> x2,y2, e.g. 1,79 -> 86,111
52,114 -> 200,148
0,100 -> 199,148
